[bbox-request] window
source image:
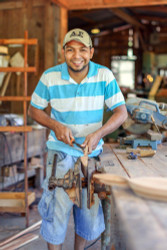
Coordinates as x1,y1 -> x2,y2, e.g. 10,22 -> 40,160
111,56 -> 136,89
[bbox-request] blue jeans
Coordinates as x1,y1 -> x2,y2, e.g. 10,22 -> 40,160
38,150 -> 105,245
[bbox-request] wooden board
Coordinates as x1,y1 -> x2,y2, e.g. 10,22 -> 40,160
0,192 -> 35,213
111,144 -> 167,178
0,233 -> 39,250
102,144 -> 128,177
112,186 -> 167,250
94,174 -> 167,201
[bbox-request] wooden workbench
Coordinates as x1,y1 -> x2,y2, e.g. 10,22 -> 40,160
104,142 -> 167,250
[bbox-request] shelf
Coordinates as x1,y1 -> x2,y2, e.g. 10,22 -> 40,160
0,192 -> 35,213
0,38 -> 37,45
0,126 -> 32,132
0,67 -> 36,72
0,96 -> 31,101
0,31 -> 38,227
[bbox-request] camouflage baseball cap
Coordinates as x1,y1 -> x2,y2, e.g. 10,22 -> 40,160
63,28 -> 92,48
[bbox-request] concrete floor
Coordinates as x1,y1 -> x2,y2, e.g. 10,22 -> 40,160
0,192 -> 101,250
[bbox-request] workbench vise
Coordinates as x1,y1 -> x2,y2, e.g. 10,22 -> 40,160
48,154 -> 111,209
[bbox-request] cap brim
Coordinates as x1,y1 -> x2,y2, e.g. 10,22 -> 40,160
64,38 -> 91,47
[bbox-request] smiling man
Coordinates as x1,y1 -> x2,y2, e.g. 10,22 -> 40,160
28,28 -> 127,250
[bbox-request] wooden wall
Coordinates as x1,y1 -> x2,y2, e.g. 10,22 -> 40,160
0,0 -> 68,114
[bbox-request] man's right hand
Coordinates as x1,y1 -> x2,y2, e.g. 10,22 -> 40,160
53,122 -> 74,146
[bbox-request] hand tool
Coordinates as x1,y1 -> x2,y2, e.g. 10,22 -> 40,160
70,138 -> 85,150
126,147 -> 156,157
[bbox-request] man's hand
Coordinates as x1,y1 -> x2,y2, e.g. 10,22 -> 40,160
81,131 -> 101,154
53,122 -> 74,146
81,105 -> 128,154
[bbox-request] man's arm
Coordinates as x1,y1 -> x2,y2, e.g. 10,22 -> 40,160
28,105 -> 74,145
82,104 -> 128,154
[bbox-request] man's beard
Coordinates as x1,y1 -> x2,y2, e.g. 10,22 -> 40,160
68,64 -> 88,73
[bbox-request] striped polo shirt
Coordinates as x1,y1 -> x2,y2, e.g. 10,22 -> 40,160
31,61 -> 125,157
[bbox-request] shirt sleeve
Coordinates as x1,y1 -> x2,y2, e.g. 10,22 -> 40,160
104,70 -> 125,111
30,73 -> 50,110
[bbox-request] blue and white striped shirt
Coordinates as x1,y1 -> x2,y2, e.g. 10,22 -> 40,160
31,61 -> 125,157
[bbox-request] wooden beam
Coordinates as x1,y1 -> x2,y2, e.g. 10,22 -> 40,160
1,0 -> 167,11
58,7 -> 68,63
138,30 -> 147,50
132,5 -> 167,13
0,126 -> 32,132
0,220 -> 41,248
0,0 -> 46,10
68,0 -> 167,10
0,67 -> 36,72
111,8 -> 146,29
0,96 -> 31,101
44,2 -> 55,69
0,234 -> 39,250
51,0 -> 68,9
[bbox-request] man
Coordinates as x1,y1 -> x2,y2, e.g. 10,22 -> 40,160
28,28 -> 127,250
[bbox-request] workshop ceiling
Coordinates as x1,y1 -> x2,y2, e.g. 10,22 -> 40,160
68,4 -> 167,53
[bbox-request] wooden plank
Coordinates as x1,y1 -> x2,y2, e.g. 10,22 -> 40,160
0,192 -> 35,213
111,8 -> 145,29
51,0 -> 68,8
102,144 -> 129,177
0,233 -> 39,250
58,7 -> 68,64
44,2 -> 55,69
111,146 -> 164,177
0,0 -> 46,10
149,75 -> 163,100
0,192 -> 33,199
0,96 -> 31,101
1,0 -> 167,11
0,67 -> 36,72
67,0 -> 167,10
0,220 -> 41,247
112,186 -> 167,250
140,144 -> 167,175
0,126 -> 32,132
0,38 -> 38,45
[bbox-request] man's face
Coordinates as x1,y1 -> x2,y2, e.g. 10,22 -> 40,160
63,40 -> 94,73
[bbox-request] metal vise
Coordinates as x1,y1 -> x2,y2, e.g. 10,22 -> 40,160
48,153 -> 112,209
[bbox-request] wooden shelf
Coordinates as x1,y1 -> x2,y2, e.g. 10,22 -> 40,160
0,96 -> 31,101
0,67 -> 36,72
0,126 -> 32,132
0,38 -> 38,45
0,31 -> 38,227
0,192 -> 35,213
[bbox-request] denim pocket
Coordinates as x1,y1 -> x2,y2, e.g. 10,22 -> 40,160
38,191 -> 54,222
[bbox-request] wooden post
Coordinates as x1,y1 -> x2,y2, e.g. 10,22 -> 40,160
58,7 -> 68,64
44,2 -> 55,70
24,30 -> 29,227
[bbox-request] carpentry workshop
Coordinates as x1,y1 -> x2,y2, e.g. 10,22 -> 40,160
0,1 -> 167,250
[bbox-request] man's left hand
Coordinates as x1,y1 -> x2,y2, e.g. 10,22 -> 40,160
81,131 -> 101,154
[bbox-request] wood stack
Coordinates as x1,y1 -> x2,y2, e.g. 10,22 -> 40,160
0,220 -> 41,249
